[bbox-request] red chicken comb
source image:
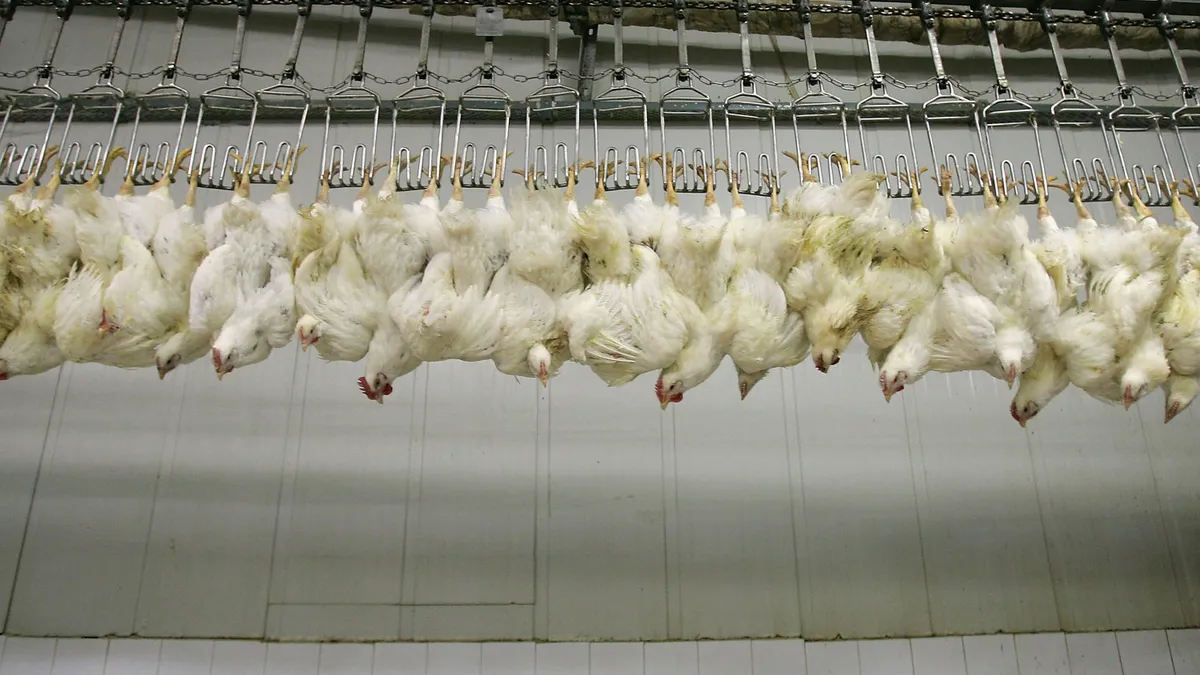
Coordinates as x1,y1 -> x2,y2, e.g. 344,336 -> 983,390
654,376 -> 664,398
357,376 -> 379,401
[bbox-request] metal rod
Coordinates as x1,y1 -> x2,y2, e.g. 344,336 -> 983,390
228,0 -> 252,83
281,0 -> 313,82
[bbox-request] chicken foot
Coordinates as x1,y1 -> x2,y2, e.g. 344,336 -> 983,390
938,165 -> 958,220
83,146 -> 128,192
1046,177 -> 1092,223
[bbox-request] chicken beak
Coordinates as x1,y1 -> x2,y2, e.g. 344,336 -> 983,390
216,368 -> 225,381
1018,418 -> 1027,429
157,367 -> 167,380
739,383 -> 749,401
1165,402 -> 1180,424
300,339 -> 309,352
538,373 -> 548,387
1006,365 -> 1017,389
814,355 -> 827,373
883,389 -> 894,403
660,398 -> 671,410
1123,386 -> 1135,410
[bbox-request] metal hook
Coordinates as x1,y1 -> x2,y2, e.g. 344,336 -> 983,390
0,0 -> 72,187
975,1 -> 1042,205
189,0 -> 257,190
125,0 -> 192,186
322,0 -> 377,190
659,0 -> 712,195
591,0 -> 646,192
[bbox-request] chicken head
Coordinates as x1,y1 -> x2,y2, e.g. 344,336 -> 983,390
654,374 -> 685,409
1164,374 -> 1199,423
296,314 -> 321,351
879,368 -> 908,402
736,367 -> 769,400
528,342 -> 553,387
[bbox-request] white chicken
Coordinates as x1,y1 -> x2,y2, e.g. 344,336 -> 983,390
211,256 -> 296,379
356,156 -> 450,402
488,162 -> 586,384
54,148 -> 135,363
784,152 -> 884,372
560,162 -> 689,388
656,163 -> 738,408
191,162 -> 272,373
724,173 -> 810,399
152,162 -> 213,379
392,156 -> 504,363
294,170 -> 379,360
857,168 -> 943,371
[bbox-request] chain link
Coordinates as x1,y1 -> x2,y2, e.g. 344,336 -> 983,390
0,63 -> 1192,110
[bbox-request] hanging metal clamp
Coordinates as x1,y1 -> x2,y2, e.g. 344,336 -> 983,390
915,0 -> 950,94
0,0 -> 16,23
735,0 -> 752,88
672,0 -> 691,84
854,0 -> 885,93
1034,0 -> 1073,96
278,0 -> 312,83
974,1 -> 1008,95
416,0 -> 433,82
610,0 -> 625,83
545,0 -> 560,82
476,0 -> 499,83
351,0 -> 373,83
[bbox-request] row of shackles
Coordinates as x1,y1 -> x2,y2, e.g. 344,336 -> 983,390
0,0 -> 1197,206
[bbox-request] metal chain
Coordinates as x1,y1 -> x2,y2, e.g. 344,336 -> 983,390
0,62 -> 1192,106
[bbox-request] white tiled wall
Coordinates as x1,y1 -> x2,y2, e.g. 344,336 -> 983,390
1,3 -> 1200,646
1,631 -> 1198,674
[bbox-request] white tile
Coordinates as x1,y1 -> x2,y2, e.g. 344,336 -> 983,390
404,604 -> 533,641
546,368 -> 667,640
102,640 -> 160,675
481,643 -> 535,675
535,643 -> 588,675
404,362 -> 537,605
373,644 -> 428,675
136,350 -> 296,637
265,604 -> 400,641
791,358 -> 931,639
857,639 -> 911,675
645,642 -> 699,675
1029,388 -> 1184,631
698,641 -> 751,675
427,643 -> 482,675
910,637 -> 965,675
1014,633 -> 1070,675
319,644 -> 374,675
265,643 -> 320,675
424,638 -> 480,672
50,639 -> 107,675
906,372 -> 1058,634
0,370 -> 58,621
751,640 -> 807,675
962,635 -> 1018,675
1066,632 -> 1123,675
0,638 -> 55,675
1116,630 -> 1175,675
8,366 -> 179,635
590,643 -> 644,675
157,640 -> 213,675
672,363 -> 802,639
211,641 -> 267,675
804,641 -> 859,675
1170,630 -> 1200,675
271,355 -> 409,609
